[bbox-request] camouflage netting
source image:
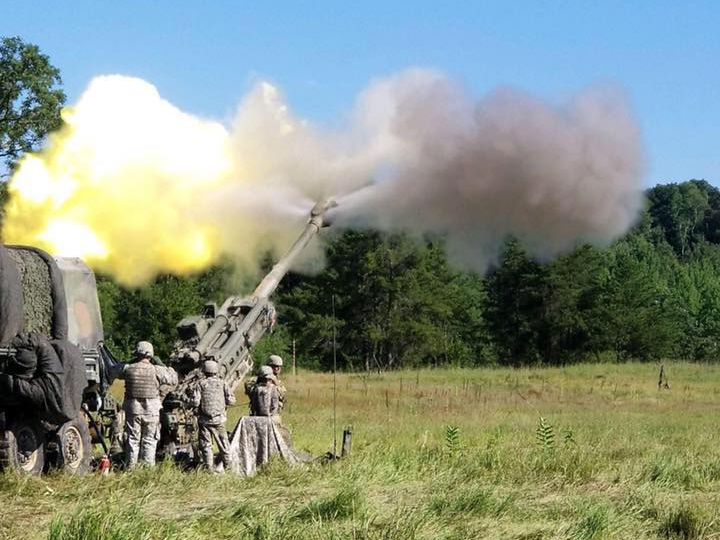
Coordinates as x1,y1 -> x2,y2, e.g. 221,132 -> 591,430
6,246 -> 68,340
0,246 -> 85,424
7,248 -> 54,336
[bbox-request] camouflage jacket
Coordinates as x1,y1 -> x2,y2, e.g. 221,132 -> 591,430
117,360 -> 178,417
190,375 -> 236,425
249,383 -> 280,417
245,377 -> 286,409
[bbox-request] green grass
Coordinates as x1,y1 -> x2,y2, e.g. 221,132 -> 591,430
2,361 -> 720,539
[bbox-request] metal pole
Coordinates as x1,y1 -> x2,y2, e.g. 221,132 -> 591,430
292,339 -> 297,377
332,294 -> 337,456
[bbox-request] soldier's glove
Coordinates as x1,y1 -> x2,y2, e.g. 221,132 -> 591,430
0,373 -> 14,394
151,356 -> 165,366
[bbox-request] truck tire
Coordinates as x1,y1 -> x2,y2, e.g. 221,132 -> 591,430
0,417 -> 45,475
51,415 -> 92,475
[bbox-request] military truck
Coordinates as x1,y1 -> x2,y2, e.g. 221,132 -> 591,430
0,246 -> 109,474
0,198 -> 335,473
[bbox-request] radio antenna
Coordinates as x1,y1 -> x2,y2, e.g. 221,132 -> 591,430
332,294 -> 338,456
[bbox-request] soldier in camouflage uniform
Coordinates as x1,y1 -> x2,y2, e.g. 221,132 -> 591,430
190,360 -> 236,471
248,365 -> 280,418
267,354 -> 286,410
116,341 -> 178,468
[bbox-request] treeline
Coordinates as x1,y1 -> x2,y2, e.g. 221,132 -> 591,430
274,179 -> 720,369
96,179 -> 720,369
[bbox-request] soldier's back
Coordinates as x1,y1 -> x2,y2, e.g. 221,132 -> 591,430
250,384 -> 279,417
198,377 -> 227,425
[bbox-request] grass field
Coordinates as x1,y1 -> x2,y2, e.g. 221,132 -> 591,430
2,362 -> 720,539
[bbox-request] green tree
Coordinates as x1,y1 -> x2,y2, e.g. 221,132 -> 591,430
595,235 -> 682,360
98,262 -> 236,359
276,230 -> 470,370
484,239 -> 550,365
544,245 -> 608,362
647,181 -> 712,258
0,36 -> 65,177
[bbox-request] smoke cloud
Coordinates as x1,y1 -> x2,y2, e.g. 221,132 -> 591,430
333,70 -> 644,269
3,70 -> 643,284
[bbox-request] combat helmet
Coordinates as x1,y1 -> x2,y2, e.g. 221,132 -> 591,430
203,360 -> 219,375
258,365 -> 276,382
135,341 -> 154,358
267,354 -> 283,367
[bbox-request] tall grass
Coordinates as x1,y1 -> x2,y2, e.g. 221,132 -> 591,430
1,362 -> 720,539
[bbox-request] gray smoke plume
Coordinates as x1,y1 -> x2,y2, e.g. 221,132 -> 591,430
329,70 -> 644,269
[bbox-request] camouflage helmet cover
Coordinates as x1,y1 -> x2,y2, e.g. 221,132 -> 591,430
135,341 -> 154,358
267,354 -> 283,367
258,365 -> 276,381
203,360 -> 219,375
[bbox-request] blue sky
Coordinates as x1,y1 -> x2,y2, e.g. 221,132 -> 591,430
3,0 -> 718,186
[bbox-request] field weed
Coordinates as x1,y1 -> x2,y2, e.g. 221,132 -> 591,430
294,483 -> 366,521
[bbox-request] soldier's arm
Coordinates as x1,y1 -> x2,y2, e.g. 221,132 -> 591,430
0,374 -> 44,406
107,362 -> 127,381
224,382 -> 236,406
188,383 -> 201,408
271,387 -> 279,414
156,365 -> 179,387
244,378 -> 255,397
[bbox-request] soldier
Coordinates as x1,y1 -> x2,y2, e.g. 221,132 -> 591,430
249,365 -> 280,418
116,341 -> 178,468
267,354 -> 287,410
189,360 -> 235,472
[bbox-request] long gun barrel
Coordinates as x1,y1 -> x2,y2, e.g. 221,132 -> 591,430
190,199 -> 336,364
206,198 -> 336,388
252,199 -> 336,299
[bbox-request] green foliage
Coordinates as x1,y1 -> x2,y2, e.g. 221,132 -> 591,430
428,486 -> 495,517
276,230 -> 483,370
0,36 -> 65,176
535,417 -> 555,451
252,325 -> 291,368
2,364 -> 720,539
444,424 -> 461,457
96,261 -> 235,359
48,503 -> 180,540
568,504 -> 611,540
564,428 -> 576,446
658,504 -> 706,539
294,484 -> 365,521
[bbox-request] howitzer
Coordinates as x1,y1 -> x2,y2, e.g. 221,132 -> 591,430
159,198 -> 336,458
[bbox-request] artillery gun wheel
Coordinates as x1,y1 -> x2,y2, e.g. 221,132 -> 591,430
0,418 -> 45,475
50,415 -> 92,475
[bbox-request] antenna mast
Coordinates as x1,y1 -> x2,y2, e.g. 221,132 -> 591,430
332,294 -> 338,456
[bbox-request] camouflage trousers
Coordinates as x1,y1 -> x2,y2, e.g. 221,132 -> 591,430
124,414 -> 160,468
199,423 -> 231,471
